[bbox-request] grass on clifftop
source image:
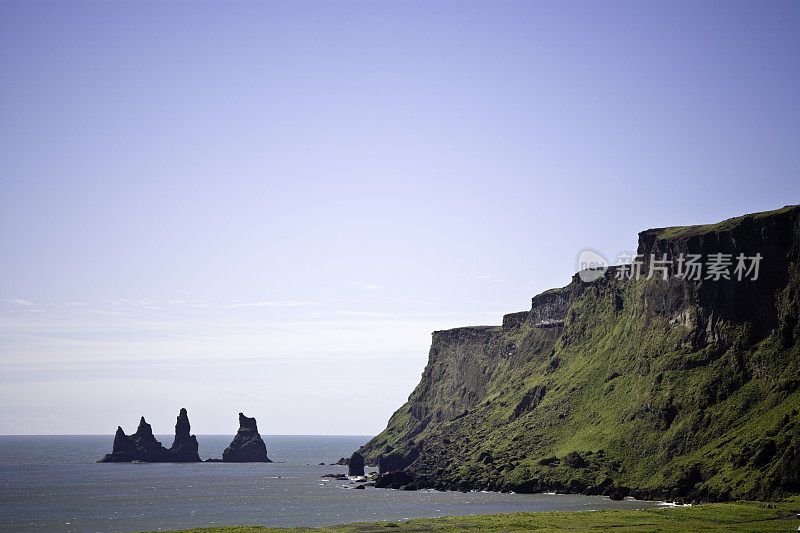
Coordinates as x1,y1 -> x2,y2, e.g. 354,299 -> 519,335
653,204 -> 798,239
144,498 -> 800,533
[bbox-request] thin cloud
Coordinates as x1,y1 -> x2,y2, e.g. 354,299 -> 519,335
333,310 -> 396,317
7,299 -> 36,306
352,282 -> 379,290
223,300 -> 320,309
87,309 -> 134,317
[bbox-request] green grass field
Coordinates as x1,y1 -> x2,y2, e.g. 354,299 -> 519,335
145,498 -> 800,533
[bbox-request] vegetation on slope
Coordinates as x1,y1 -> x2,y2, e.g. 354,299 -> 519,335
356,205 -> 800,502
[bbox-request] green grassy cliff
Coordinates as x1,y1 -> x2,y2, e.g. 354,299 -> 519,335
357,205 -> 800,502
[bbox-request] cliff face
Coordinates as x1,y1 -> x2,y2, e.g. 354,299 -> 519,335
358,205 -> 800,501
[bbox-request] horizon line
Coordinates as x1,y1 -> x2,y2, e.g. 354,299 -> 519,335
0,433 -> 376,437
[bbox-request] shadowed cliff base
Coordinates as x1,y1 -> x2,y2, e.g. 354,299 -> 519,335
356,205 -> 800,503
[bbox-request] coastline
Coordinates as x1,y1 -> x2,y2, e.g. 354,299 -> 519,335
364,469 -> 729,505
3,437 -> 665,532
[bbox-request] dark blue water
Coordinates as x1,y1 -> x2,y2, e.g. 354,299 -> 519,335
0,436 -> 665,532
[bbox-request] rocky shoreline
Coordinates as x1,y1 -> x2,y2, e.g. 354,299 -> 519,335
326,464 -> 694,505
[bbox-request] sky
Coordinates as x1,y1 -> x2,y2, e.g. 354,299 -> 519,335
1,0 -> 799,435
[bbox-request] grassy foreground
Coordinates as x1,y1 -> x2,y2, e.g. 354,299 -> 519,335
147,498 -> 800,533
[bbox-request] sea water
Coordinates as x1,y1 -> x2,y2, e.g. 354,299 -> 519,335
0,435 -> 665,532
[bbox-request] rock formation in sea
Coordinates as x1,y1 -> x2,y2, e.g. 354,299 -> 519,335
221,412 -> 271,462
348,452 -> 365,476
98,409 -> 201,463
168,408 -> 201,462
102,426 -> 137,462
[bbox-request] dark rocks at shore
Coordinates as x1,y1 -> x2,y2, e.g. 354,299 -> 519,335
609,487 -> 629,500
378,450 -> 414,474
348,452 -> 365,476
98,409 -> 201,463
365,465 -> 726,504
374,470 -> 415,490
222,413 -> 271,462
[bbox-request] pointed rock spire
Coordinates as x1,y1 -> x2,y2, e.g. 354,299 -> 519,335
110,426 -> 134,457
175,408 -> 190,438
169,408 -> 200,462
136,416 -> 153,437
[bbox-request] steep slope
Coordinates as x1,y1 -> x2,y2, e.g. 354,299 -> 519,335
357,205 -> 800,502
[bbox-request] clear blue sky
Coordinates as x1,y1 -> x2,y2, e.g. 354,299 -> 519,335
1,0 -> 798,435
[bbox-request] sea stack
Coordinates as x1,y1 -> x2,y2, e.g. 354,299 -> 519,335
129,416 -> 170,462
98,409 -> 201,463
98,426 -> 137,462
348,452 -> 365,476
98,416 -> 168,462
222,412 -> 271,462
168,408 -> 201,462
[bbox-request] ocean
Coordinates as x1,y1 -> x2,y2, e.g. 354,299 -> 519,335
0,435 -> 666,532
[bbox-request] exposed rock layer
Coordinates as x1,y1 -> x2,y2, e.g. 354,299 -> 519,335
356,205 -> 800,502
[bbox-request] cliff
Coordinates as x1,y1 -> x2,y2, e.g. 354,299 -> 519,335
357,205 -> 800,502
